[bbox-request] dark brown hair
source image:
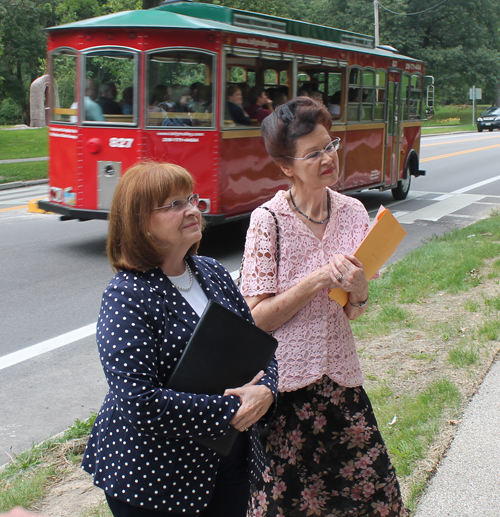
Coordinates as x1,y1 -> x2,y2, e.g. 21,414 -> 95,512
227,84 -> 241,97
261,96 -> 332,165
107,161 -> 200,273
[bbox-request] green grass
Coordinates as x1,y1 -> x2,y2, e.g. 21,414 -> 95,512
0,161 -> 48,184
484,295 -> 500,312
0,127 -> 48,160
369,378 -> 461,512
0,415 -> 96,513
448,342 -> 480,368
478,320 -> 500,341
421,104 -> 491,135
352,216 -> 500,339
368,379 -> 461,477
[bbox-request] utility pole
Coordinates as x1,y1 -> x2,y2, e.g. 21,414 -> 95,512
374,0 -> 380,47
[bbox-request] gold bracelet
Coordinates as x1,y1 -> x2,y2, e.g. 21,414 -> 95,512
348,297 -> 369,308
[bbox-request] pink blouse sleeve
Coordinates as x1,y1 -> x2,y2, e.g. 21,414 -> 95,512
240,208 -> 278,297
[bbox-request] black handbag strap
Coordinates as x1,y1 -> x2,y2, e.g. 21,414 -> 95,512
237,206 -> 280,287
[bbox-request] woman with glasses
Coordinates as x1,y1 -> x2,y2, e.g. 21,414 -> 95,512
82,162 -> 278,517
240,97 -> 407,516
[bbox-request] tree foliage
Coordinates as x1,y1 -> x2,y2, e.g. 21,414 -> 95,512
290,0 -> 500,104
1,0 -> 499,124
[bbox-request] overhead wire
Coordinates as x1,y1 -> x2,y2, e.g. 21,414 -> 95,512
377,0 -> 448,16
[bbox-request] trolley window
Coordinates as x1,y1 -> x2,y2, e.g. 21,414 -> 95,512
347,67 -> 361,121
146,50 -> 215,128
374,70 -> 386,120
50,48 -> 77,124
224,49 -> 292,128
298,63 -> 346,122
401,73 -> 410,121
82,49 -> 138,125
408,74 -> 423,120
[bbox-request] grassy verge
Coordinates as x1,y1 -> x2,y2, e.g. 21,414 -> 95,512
0,161 -> 48,184
0,128 -> 48,160
353,213 -> 500,511
421,103 -> 491,135
0,416 -> 96,513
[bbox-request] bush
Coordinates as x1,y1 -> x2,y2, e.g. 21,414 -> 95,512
0,98 -> 22,125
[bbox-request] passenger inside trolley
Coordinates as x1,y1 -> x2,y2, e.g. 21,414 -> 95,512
98,82 -> 122,115
328,90 -> 342,120
120,87 -> 133,115
246,86 -> 274,123
227,85 -> 252,126
84,78 -> 104,121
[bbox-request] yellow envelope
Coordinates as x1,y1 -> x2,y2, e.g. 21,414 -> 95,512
329,206 -> 407,306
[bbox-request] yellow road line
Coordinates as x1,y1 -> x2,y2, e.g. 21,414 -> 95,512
0,205 -> 28,212
421,143 -> 500,162
422,135 -> 500,147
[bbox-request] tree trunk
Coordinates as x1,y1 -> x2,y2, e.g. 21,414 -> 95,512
496,82 -> 500,107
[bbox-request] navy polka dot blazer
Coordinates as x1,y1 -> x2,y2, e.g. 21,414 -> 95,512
82,255 -> 278,512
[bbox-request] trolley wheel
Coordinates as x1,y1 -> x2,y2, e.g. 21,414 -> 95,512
392,166 -> 411,201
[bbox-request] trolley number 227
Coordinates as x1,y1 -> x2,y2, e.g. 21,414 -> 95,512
109,137 -> 134,148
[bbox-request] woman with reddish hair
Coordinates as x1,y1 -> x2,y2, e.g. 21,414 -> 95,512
240,98 -> 407,516
82,162 -> 278,517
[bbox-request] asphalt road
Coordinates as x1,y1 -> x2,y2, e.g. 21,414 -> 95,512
1,131 -> 500,469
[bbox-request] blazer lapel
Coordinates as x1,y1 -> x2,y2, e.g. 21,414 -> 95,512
142,268 -> 199,333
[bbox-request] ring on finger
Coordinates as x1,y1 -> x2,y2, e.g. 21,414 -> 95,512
243,425 -> 248,431
337,274 -> 343,282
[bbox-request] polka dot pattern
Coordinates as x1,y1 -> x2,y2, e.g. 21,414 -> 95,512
82,255 -> 278,512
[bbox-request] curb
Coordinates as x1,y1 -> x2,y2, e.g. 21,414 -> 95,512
0,156 -> 49,164
28,197 -> 52,214
0,179 -> 49,191
421,130 -> 477,137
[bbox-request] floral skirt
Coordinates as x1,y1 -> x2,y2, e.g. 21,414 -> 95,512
250,376 -> 408,517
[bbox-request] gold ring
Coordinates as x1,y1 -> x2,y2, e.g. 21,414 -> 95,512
243,425 -> 248,431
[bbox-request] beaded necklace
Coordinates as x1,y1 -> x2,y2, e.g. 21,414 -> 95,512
289,189 -> 330,224
169,259 -> 193,291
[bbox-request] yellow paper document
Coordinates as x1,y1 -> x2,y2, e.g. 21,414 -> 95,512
329,206 -> 407,306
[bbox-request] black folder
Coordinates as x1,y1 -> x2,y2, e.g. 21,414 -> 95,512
166,300 -> 278,456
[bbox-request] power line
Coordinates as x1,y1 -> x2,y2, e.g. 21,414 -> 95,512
378,0 -> 448,16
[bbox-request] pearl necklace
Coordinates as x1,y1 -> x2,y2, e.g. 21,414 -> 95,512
289,189 -> 330,224
170,259 -> 193,291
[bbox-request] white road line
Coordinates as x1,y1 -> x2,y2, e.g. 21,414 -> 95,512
452,174 -> 500,194
0,323 -> 97,371
0,270 -> 243,371
432,194 -> 453,201
397,193 -> 485,224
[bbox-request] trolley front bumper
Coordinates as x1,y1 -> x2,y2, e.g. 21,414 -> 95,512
37,199 -> 247,225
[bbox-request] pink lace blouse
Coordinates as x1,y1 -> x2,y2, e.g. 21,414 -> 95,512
240,188 -> 371,392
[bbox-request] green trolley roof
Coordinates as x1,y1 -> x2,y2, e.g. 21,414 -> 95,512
45,0 -> 422,62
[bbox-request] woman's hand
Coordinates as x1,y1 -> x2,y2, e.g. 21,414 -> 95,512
330,254 -> 369,319
330,254 -> 367,294
224,371 -> 274,432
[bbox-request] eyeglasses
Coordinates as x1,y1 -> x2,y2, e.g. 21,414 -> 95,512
286,137 -> 341,163
151,193 -> 200,213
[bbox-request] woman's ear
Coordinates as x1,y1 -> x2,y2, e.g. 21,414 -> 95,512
277,158 -> 293,178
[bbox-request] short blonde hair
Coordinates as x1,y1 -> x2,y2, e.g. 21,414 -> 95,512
107,161 -> 199,273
